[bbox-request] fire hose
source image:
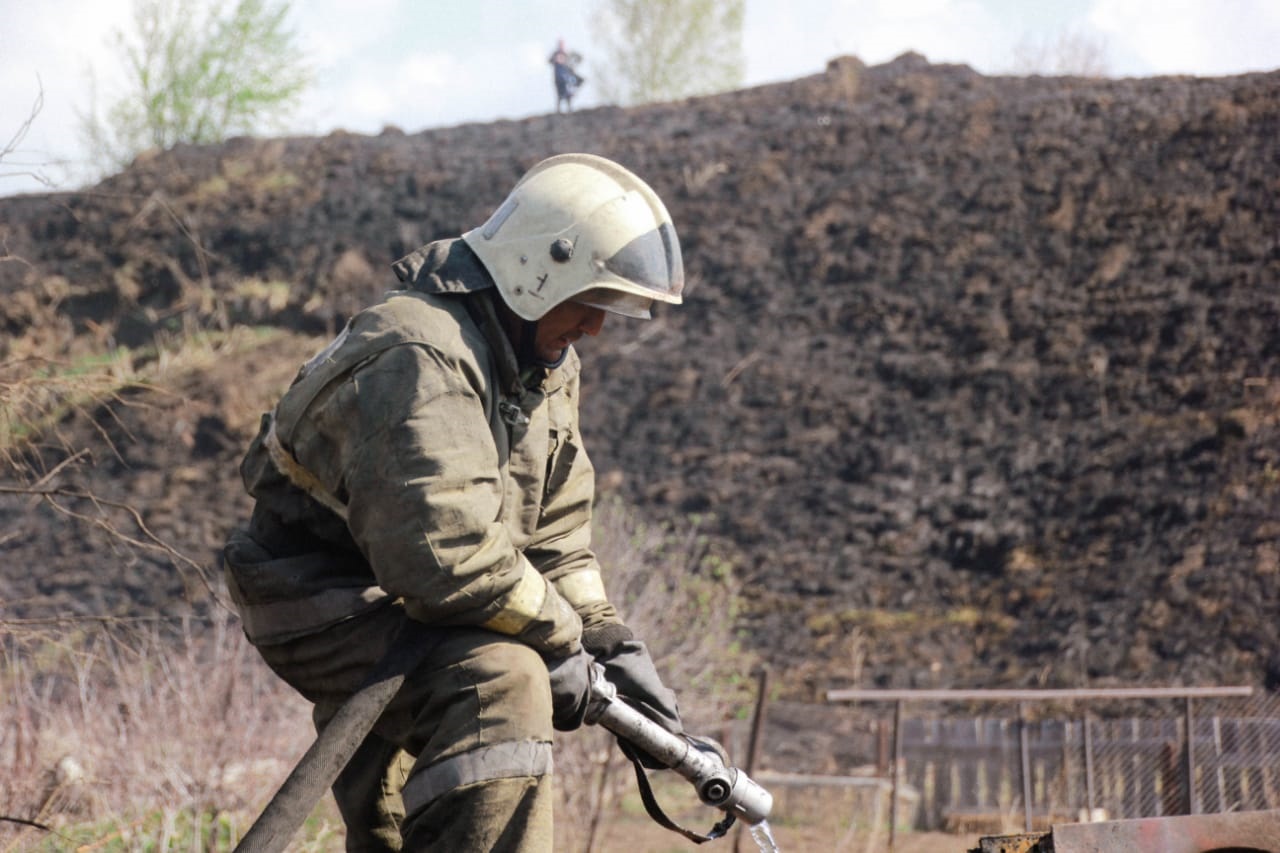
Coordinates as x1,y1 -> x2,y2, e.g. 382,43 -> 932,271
234,633 -> 773,852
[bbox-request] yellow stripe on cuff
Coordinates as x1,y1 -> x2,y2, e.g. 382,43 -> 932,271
555,569 -> 607,610
481,557 -> 548,636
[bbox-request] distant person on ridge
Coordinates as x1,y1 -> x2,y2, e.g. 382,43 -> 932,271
550,38 -> 585,113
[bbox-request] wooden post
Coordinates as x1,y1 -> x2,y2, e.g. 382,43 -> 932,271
1128,719 -> 1140,817
744,666 -> 770,775
1160,737 -> 1182,817
1212,715 -> 1225,813
890,699 -> 903,852
877,717 -> 891,774
1083,715 -> 1096,818
1019,703 -> 1033,831
1184,696 -> 1198,814
1061,721 -> 1073,816
733,666 -> 771,853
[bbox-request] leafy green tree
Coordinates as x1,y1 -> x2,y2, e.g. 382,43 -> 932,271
80,0 -> 312,174
590,0 -> 745,106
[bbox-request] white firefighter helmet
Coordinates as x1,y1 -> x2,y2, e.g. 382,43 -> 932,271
461,153 -> 684,321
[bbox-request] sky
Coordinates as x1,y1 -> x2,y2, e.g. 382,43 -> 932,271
2,0 -> 1278,197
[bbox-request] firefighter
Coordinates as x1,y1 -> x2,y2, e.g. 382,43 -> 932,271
223,153 -> 686,851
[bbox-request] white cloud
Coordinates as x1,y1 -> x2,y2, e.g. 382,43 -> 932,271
1089,0 -> 1280,75
744,2 -> 836,84
296,0 -> 402,62
826,0 -> 1010,71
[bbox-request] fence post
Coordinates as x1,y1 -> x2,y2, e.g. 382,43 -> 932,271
1184,696 -> 1198,815
877,718 -> 891,774
733,666 -> 770,853
1019,702 -> 1033,831
1083,714 -> 1096,818
1212,715 -> 1225,812
890,699 -> 903,851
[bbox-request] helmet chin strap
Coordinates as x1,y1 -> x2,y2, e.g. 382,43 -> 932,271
538,348 -> 569,369
490,290 -> 568,371
517,318 -> 569,370
528,319 -> 573,369
518,319 -> 540,366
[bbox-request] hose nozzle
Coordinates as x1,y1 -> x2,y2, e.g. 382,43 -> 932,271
587,663 -> 774,827
697,765 -> 773,826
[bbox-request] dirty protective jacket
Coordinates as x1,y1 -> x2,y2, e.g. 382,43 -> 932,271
228,238 -> 620,656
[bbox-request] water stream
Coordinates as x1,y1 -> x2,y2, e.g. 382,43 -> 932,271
748,819 -> 780,852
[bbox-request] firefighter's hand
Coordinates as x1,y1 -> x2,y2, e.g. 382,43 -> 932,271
547,648 -> 593,731
583,624 -> 683,767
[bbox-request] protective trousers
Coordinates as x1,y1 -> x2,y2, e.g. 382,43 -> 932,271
252,602 -> 557,852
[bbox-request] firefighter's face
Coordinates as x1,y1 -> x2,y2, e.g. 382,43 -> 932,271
535,301 -> 606,362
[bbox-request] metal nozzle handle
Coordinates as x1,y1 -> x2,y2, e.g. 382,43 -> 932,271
586,663 -> 773,825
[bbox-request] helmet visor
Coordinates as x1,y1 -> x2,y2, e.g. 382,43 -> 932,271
602,221 -> 684,300
572,288 -> 653,319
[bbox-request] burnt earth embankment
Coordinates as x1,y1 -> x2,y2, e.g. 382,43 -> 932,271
2,54 -> 1278,700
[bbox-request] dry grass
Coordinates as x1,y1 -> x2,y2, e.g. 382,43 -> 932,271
0,325 -> 279,470
0,498 -> 753,852
0,614 -> 329,852
0,496 -> 966,852
0,353 -> 136,465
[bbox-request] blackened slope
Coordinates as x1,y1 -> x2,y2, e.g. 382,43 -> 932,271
1,54 -> 1277,694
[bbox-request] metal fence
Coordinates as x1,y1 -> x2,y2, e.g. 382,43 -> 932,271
825,686 -> 1280,837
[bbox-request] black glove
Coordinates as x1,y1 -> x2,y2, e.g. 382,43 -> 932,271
546,648 -> 593,731
583,623 -> 683,767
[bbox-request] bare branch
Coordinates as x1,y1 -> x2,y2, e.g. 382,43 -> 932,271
1,75 -> 57,188
0,482 -> 227,608
0,815 -> 78,848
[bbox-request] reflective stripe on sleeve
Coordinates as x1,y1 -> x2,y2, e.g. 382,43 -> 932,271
401,739 -> 553,817
554,569 -> 607,610
263,415 -> 350,521
479,556 -> 548,636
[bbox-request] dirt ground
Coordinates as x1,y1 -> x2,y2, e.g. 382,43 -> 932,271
591,822 -> 967,853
